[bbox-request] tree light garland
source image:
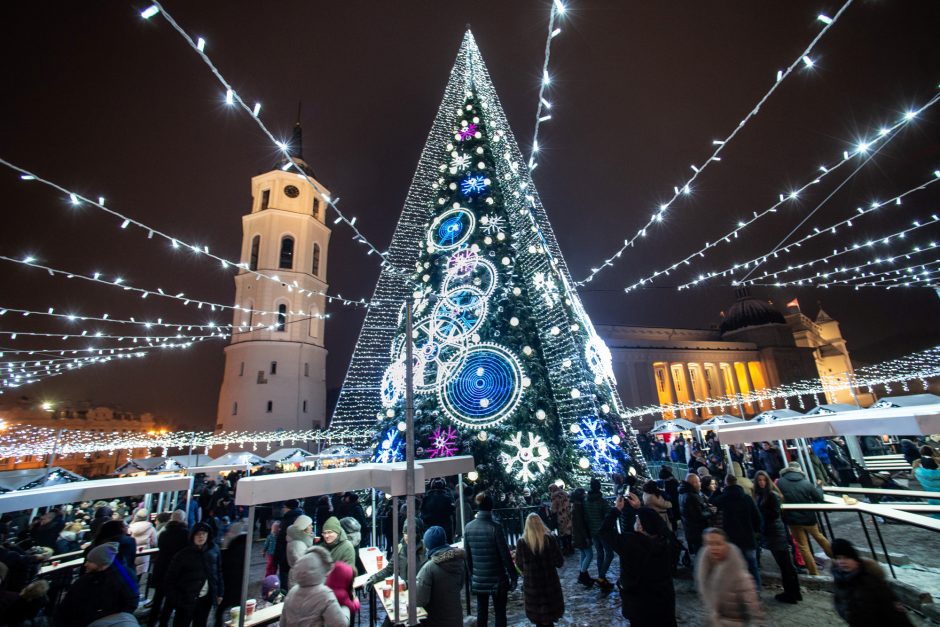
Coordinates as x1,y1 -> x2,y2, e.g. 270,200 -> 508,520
578,0 -> 855,286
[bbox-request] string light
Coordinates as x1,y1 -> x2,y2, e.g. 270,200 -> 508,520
0,159 -> 368,310
145,1 -> 406,278
0,338 -> 208,357
577,0 -> 855,286
752,254 -> 940,289
626,94 -> 940,292
0,329 -> 225,343
678,170 -> 940,289
528,0 -> 565,171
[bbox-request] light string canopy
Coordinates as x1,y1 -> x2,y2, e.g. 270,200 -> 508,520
577,1 -> 854,287
626,92 -> 940,293
2,352 -> 149,389
0,338 -> 210,358
739,213 -> 940,286
527,0 -> 566,172
2,159 -> 368,310
752,249 -> 940,289
139,2 -> 408,281
677,169 -> 940,289
620,345 -> 940,421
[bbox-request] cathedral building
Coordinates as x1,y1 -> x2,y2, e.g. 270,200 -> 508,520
600,288 -> 871,424
215,120 -> 330,432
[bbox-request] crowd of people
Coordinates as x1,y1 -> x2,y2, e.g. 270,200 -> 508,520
1,436 -> 938,627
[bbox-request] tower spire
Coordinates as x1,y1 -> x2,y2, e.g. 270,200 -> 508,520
290,100 -> 303,159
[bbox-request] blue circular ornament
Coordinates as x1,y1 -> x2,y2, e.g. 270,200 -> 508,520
427,208 -> 475,251
439,344 -> 524,428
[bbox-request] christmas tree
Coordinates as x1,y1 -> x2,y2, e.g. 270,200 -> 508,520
333,31 -> 648,497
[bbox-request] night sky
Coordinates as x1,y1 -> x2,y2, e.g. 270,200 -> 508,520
2,1 -> 939,428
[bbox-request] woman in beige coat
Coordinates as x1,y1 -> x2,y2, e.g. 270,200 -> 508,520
695,528 -> 765,626
641,481 -> 672,530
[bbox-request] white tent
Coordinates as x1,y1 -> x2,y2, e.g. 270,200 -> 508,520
169,454 -> 216,467
697,415 -> 744,431
871,394 -> 940,408
0,474 -> 193,514
715,404 -> 940,445
0,467 -> 86,493
112,457 -> 185,475
264,448 -> 314,463
211,451 -> 269,466
805,403 -> 860,415
751,409 -> 803,424
649,418 -> 699,435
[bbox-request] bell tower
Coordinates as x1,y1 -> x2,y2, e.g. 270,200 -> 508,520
216,117 -> 330,432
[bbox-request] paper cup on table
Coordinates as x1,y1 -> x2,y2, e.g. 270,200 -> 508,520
245,599 -> 256,617
229,607 -> 240,624
376,554 -> 383,569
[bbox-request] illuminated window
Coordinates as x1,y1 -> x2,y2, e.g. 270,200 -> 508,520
312,243 -> 321,276
279,236 -> 295,270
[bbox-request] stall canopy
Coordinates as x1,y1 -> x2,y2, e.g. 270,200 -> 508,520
871,393 -> 940,408
751,409 -> 803,424
169,454 -> 216,467
184,464 -> 250,475
805,404 -> 861,415
211,451 -> 269,466
697,415 -> 744,431
264,448 -> 314,463
715,404 -> 940,445
112,457 -> 184,475
649,418 -> 699,435
0,468 -> 86,494
0,474 -> 193,514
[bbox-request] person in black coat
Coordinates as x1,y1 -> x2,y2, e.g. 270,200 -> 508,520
148,511 -> 190,627
29,509 -> 64,550
421,479 -> 456,541
56,542 -> 138,627
709,474 -> 762,586
273,500 -> 304,590
753,471 -> 801,603
89,519 -> 137,574
678,474 -> 714,557
464,493 -> 517,627
831,538 -> 912,626
659,467 -> 681,529
162,522 -> 223,627
601,495 -> 677,627
759,442 -> 785,479
89,506 -> 114,539
214,522 -> 247,627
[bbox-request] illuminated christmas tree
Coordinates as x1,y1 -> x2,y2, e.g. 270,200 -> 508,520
333,31 -> 647,498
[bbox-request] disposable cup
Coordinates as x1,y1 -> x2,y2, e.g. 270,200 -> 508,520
245,599 -> 256,617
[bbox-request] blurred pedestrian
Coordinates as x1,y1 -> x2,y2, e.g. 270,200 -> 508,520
56,543 -> 138,627
777,462 -> 831,575
679,473 -> 714,557
278,547 -> 348,627
162,522 -> 222,627
709,474 -> 762,587
696,528 -> 765,626
570,488 -> 593,587
753,471 -> 801,604
832,538 -> 912,626
148,510 -> 189,627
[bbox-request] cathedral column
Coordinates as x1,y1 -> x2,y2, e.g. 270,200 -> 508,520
742,362 -> 758,414
679,363 -> 696,421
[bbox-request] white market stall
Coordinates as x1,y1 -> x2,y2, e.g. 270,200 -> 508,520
112,456 -> 185,476
211,451 -> 270,467
232,455 -> 475,627
0,474 -> 194,515
169,454 -> 216,467
0,467 -> 86,494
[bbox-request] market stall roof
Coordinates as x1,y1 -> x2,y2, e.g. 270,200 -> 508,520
211,451 -> 269,466
714,404 -> 940,445
871,394 -> 940,408
649,418 -> 699,435
184,464 -> 250,475
805,404 -> 861,415
265,448 -> 314,462
0,474 -> 193,514
169,454 -> 216,467
751,409 -> 803,424
234,455 -> 475,506
0,467 -> 86,493
697,415 -> 744,430
112,457 -> 184,475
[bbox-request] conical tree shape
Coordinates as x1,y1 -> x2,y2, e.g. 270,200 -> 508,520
333,32 -> 648,495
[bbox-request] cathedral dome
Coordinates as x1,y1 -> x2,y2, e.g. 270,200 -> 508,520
719,287 -> 786,334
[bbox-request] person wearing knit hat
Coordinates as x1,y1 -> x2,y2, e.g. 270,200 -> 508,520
285,515 -> 315,573
777,457 -> 831,575
319,516 -> 357,576
831,538 -> 913,625
464,492 -> 516,627
416,526 -> 466,627
162,522 -> 222,627
56,542 -> 138,627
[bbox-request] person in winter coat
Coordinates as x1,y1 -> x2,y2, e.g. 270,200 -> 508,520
679,473 -> 714,557
601,494 -> 677,627
314,496 -> 332,535
148,510 -> 189,627
659,467 -> 681,527
709,474 -> 762,586
420,479 -> 456,540
548,485 -> 573,555
752,471 -> 801,603
278,546 -> 349,627
696,528 -> 766,627
162,522 -> 223,627
515,514 -> 564,627
90,506 -> 114,539
831,538 -> 912,626
56,542 -> 139,627
641,480 -> 673,530
569,488 -> 593,587
29,508 -> 65,550
326,560 -> 360,620
275,500 -> 305,590
215,521 -> 248,627
129,509 -> 158,582
582,478 -> 614,589
0,561 -> 49,626
55,521 -> 84,555
89,519 -> 137,575
320,517 -> 357,576
731,461 -> 753,495
286,515 -> 315,571
263,520 -> 281,577
464,492 -> 517,627
415,526 -> 466,627
759,442 -> 785,479
366,517 -> 427,589
913,456 -> 940,518
339,517 -> 361,550
776,462 -> 831,575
